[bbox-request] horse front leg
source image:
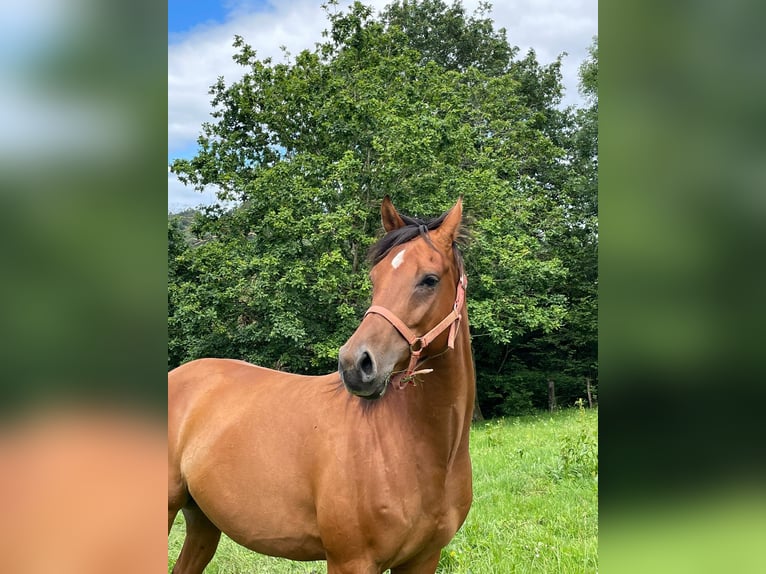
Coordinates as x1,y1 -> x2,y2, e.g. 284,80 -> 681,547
171,504 -> 222,574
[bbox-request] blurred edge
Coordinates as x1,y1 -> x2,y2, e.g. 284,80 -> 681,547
0,0 -> 167,572
601,0 -> 766,571
0,0 -> 166,417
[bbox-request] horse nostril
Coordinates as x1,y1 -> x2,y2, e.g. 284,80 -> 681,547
358,351 -> 375,379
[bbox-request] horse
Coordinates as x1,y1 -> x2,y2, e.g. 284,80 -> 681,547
168,197 -> 476,574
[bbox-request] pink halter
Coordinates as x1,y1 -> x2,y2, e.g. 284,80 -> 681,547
364,274 -> 467,388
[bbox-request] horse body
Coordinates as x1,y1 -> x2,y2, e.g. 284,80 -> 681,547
169,198 -> 475,573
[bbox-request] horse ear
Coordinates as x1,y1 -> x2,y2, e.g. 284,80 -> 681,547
435,198 -> 463,248
381,195 -> 406,232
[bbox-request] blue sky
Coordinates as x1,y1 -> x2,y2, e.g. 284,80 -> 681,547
168,0 -> 275,37
169,0 -> 228,35
168,0 -> 219,160
167,1 -> 275,165
168,0 -> 597,212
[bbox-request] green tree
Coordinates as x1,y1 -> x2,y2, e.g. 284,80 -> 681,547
169,1 -> 597,415
380,0 -> 514,75
499,36 -> 598,415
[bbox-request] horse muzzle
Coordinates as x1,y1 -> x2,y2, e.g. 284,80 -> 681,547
337,345 -> 389,400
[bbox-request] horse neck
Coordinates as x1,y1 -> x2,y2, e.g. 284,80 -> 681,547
422,310 -> 474,406
402,309 -> 475,465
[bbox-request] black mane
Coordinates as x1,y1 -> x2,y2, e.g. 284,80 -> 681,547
368,209 -> 465,273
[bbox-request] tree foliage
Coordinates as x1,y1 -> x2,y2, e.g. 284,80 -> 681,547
169,1 -> 598,416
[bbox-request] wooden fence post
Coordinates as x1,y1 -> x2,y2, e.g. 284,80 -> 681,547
586,377 -> 593,408
548,380 -> 556,412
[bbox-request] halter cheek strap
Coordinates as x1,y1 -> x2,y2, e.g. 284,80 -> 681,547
364,274 -> 467,388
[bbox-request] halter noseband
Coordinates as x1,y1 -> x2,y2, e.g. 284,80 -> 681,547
364,274 -> 467,389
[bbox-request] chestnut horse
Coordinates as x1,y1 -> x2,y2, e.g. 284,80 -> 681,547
168,197 -> 475,573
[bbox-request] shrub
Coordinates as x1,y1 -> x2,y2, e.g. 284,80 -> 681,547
554,399 -> 598,480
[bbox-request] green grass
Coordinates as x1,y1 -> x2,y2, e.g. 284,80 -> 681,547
168,407 -> 598,573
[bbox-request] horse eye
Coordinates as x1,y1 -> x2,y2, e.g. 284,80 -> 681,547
419,275 -> 440,288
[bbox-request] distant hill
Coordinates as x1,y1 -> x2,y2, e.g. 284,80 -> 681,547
168,208 -> 199,245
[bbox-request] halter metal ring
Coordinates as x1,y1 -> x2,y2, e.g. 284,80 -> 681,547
410,338 -> 426,353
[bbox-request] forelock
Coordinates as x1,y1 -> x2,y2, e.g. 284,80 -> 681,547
367,207 -> 469,277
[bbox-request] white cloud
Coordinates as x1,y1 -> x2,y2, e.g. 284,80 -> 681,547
168,0 -> 331,157
168,0 -> 597,211
486,0 -> 597,104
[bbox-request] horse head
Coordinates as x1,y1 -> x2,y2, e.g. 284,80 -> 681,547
338,196 -> 465,399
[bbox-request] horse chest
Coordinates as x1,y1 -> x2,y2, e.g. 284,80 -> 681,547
316,433 -> 470,556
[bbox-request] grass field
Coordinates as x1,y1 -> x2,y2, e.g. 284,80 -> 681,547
168,406 -> 598,573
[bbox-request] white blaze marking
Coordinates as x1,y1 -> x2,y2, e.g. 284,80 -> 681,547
391,249 -> 406,269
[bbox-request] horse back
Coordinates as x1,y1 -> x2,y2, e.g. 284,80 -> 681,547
168,357 -> 337,472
